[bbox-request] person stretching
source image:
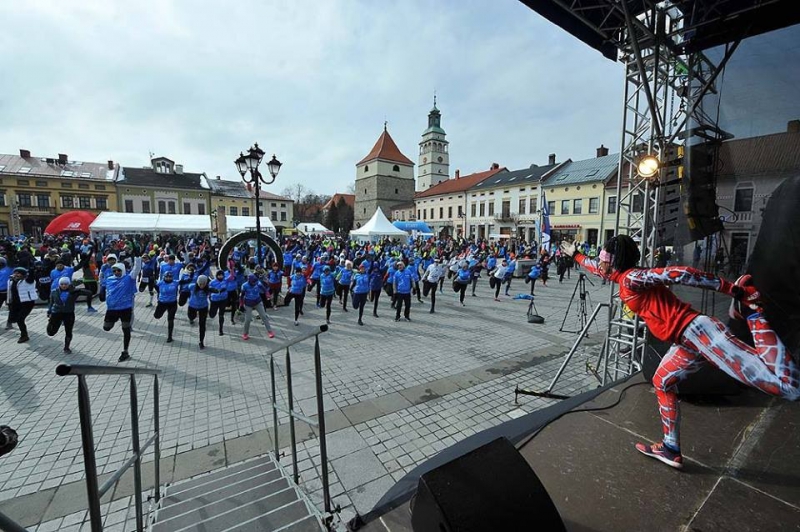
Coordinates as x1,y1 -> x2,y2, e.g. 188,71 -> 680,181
337,261 -> 354,312
561,236 -> 799,469
240,274 -> 276,339
351,263 -> 370,326
454,261 -> 471,307
368,264 -> 383,318
7,267 -> 38,343
284,269 -> 307,326
421,258 -> 444,314
319,266 -> 335,324
101,255 -> 142,362
393,261 -> 413,322
184,274 -> 219,349
209,269 -> 232,336
490,259 -> 509,301
47,277 -> 92,353
154,271 -> 179,343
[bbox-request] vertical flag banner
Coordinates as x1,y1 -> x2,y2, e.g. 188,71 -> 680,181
540,190 -> 551,252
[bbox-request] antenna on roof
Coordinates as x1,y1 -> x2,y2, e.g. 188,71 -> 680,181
433,90 -> 437,107
149,150 -> 155,160
384,119 -> 388,131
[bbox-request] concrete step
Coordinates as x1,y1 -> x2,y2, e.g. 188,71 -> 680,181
150,455 -> 324,532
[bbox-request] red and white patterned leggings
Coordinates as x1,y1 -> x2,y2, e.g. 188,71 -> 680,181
653,314 -> 800,451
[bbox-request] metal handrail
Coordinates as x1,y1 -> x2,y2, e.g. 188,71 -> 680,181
0,510 -> 29,532
269,324 -> 334,521
56,364 -> 162,532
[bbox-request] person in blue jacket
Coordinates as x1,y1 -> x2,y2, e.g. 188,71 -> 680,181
158,254 -> 183,281
525,263 -> 542,296
453,261 -> 472,306
368,264 -> 383,318
284,269 -> 307,326
308,256 -> 325,307
410,258 -> 423,303
178,263 -> 197,310
47,277 -> 92,353
226,261 -> 243,323
154,270 -> 179,343
319,265 -> 336,324
209,268 -> 233,336
101,254 -> 142,362
184,274 -> 221,349
266,262 -> 283,309
138,253 -> 158,307
337,261 -> 354,312
240,273 -> 276,339
393,260 -> 414,322
0,257 -> 11,315
49,260 -> 74,291
351,263 -> 371,326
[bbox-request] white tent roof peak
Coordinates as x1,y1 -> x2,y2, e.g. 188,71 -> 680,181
350,207 -> 407,237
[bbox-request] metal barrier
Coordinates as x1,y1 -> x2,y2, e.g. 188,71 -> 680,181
265,324 -> 334,521
56,364 -> 161,532
0,510 -> 29,532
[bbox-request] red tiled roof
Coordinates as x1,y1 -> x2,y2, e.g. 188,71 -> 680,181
323,193 -> 355,210
414,167 -> 507,198
357,129 -> 414,166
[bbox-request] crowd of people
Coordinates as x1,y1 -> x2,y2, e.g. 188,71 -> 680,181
0,232 -> 574,363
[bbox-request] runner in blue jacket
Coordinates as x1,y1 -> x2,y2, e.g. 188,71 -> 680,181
101,255 -> 142,362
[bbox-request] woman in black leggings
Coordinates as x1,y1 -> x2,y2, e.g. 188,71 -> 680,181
369,265 -> 383,318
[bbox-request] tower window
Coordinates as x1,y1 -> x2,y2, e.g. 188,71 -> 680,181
364,188 -> 367,194
393,165 -> 400,172
364,165 -> 369,172
395,188 -> 398,194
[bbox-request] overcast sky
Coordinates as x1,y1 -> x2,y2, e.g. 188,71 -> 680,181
0,0 -> 627,195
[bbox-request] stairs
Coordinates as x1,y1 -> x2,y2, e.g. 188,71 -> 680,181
150,455 -> 325,532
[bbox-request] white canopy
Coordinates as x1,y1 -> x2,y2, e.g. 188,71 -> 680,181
90,212 -> 212,233
350,208 -> 408,238
225,215 -> 276,234
297,222 -> 333,235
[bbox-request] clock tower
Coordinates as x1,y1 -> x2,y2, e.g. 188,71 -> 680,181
417,96 -> 449,191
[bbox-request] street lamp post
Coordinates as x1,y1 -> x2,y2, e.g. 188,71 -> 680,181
235,143 -> 282,266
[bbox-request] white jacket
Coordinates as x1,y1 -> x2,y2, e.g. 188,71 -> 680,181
8,278 -> 38,303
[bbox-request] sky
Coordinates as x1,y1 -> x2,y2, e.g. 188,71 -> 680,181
1,1 -> 628,196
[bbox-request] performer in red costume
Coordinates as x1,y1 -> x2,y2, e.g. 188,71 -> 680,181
561,235 -> 799,469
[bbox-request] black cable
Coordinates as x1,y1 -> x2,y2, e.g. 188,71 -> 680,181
515,380 -> 650,450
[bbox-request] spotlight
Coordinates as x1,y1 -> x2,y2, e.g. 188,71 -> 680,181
637,155 -> 660,180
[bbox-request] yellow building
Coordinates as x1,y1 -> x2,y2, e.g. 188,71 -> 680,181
540,148 -> 617,247
0,150 -> 118,237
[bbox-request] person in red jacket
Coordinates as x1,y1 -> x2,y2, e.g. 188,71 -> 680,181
561,235 -> 799,469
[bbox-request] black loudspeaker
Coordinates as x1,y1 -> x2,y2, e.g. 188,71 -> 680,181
411,437 -> 565,532
684,142 -> 724,241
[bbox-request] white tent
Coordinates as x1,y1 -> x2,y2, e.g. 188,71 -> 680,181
90,212 -> 212,233
225,216 -> 276,235
350,208 -> 408,241
297,222 -> 333,236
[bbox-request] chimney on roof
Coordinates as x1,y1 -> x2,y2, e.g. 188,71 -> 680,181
548,153 -> 556,165
597,144 -> 609,157
216,175 -> 221,180
490,163 -> 500,170
175,164 -> 183,174
58,153 -> 68,165
455,169 -> 460,179
107,160 -> 114,170
19,149 -> 31,158
788,120 -> 800,133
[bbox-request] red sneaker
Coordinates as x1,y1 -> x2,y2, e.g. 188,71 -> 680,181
241,334 -> 250,341
268,331 -> 275,339
635,441 -> 683,469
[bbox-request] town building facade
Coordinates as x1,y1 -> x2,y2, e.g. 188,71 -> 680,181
0,150 -> 118,237
116,157 -> 210,216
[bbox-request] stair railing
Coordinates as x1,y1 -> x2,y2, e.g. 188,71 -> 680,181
0,510 -> 29,532
56,364 -> 162,532
266,324 -> 333,519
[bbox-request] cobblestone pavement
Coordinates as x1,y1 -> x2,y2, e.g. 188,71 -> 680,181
0,271 -> 613,530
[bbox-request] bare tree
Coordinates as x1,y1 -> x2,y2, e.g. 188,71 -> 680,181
281,183 -> 307,204
346,182 -> 356,195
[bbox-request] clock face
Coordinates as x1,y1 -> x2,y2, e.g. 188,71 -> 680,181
437,156 -> 443,163
423,157 -> 427,164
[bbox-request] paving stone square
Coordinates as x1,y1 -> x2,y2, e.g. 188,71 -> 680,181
1,272 -> 608,529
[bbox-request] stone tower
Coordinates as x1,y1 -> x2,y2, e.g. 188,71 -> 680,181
417,96 -> 450,191
354,125 -> 415,228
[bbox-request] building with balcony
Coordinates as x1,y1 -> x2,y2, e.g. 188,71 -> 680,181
414,165 -> 506,239
0,150 -> 118,237
116,156 -> 209,217
540,146 -> 617,246
467,156 -> 562,243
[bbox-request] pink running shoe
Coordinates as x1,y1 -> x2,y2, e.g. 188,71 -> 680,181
241,334 -> 250,341
268,331 -> 275,339
635,441 -> 683,469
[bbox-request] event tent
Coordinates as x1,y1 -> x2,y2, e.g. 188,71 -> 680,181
44,211 -> 97,234
297,222 -> 333,236
89,212 -> 212,233
350,208 -> 408,240
225,215 -> 276,235
392,220 -> 434,235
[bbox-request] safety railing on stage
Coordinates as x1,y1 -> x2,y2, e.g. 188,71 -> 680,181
265,324 -> 336,523
56,364 -> 162,532
0,510 -> 29,532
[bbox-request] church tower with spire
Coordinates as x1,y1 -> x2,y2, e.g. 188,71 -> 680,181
354,123 -> 416,228
417,96 -> 450,191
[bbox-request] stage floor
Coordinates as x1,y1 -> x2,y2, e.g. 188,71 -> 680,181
361,374 -> 800,531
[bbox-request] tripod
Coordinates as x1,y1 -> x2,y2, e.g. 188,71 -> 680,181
559,273 -> 593,333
